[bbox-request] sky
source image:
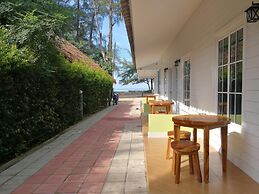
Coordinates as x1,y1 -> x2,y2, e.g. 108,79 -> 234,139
102,18 -> 149,92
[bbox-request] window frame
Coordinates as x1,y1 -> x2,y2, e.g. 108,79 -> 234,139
183,59 -> 191,107
164,68 -> 168,97
157,69 -> 160,94
217,28 -> 243,125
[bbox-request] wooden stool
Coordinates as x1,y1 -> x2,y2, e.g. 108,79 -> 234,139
166,130 -> 191,160
171,140 -> 202,184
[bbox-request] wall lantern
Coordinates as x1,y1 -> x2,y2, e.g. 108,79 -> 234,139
245,1 -> 259,23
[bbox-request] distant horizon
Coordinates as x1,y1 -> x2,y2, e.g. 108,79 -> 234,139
114,88 -> 149,92
103,18 -> 150,91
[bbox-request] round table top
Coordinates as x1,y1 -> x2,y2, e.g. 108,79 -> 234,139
148,100 -> 174,106
172,114 -> 230,128
145,94 -> 158,97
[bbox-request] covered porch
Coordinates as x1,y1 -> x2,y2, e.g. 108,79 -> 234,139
140,104 -> 258,193
142,119 -> 259,193
122,0 -> 259,190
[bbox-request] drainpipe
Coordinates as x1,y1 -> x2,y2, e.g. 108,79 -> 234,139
174,59 -> 180,114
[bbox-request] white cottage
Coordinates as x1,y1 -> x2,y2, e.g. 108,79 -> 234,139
122,0 -> 259,183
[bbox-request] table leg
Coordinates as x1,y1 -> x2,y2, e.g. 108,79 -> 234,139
204,127 -> 209,183
174,125 -> 180,140
221,126 -> 228,172
151,105 -> 154,114
193,128 -> 197,142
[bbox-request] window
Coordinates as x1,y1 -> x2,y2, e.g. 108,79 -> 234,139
157,69 -> 160,94
218,28 -> 243,125
164,68 -> 168,97
183,60 -> 190,106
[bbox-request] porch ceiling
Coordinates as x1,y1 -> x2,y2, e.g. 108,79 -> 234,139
128,0 -> 202,73
137,69 -> 158,79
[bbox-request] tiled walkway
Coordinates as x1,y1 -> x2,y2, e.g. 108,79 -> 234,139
0,99 -> 147,194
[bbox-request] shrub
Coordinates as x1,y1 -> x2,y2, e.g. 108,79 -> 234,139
0,28 -> 113,164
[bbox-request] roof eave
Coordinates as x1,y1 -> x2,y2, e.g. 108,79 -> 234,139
121,0 -> 136,67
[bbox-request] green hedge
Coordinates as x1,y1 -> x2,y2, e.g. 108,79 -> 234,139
0,29 -> 113,164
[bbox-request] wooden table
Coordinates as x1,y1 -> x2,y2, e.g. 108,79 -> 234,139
149,100 -> 174,114
145,95 -> 157,104
172,114 -> 230,183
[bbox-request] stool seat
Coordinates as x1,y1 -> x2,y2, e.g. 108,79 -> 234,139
168,130 -> 191,140
171,140 -> 202,184
166,131 -> 191,160
171,140 -> 200,154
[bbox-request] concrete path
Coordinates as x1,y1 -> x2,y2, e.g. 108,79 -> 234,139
0,98 -> 147,194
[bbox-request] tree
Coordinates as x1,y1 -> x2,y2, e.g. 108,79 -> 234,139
92,0 -> 104,55
74,0 -> 79,42
1,0 -> 123,76
118,58 -> 151,91
0,0 -> 72,66
107,0 -> 122,60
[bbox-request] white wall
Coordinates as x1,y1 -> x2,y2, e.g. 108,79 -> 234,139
241,22 -> 259,182
154,0 -> 259,182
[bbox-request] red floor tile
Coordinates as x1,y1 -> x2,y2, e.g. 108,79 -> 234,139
57,182 -> 82,193
34,167 -> 55,176
33,184 -> 60,193
44,174 -> 67,184
71,166 -> 91,175
26,175 -> 48,184
11,102 -> 134,194
94,160 -> 112,167
54,167 -> 73,175
90,167 -> 110,174
77,160 -> 96,167
12,184 -> 39,194
84,174 -> 107,183
79,182 -> 104,193
65,174 -> 87,183
62,161 -> 80,168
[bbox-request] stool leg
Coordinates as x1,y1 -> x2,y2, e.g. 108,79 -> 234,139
175,154 -> 181,184
171,150 -> 176,175
189,154 -> 194,174
174,150 -> 177,175
194,152 -> 202,183
166,138 -> 171,160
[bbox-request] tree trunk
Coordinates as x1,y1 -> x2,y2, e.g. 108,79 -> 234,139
99,32 -> 106,60
108,0 -> 113,60
99,32 -> 102,51
92,0 -> 105,60
89,13 -> 95,49
76,0 -> 80,42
